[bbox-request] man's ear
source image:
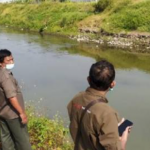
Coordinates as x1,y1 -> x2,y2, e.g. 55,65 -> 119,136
110,81 -> 116,88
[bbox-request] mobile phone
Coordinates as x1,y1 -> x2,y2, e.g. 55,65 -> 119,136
118,119 -> 133,136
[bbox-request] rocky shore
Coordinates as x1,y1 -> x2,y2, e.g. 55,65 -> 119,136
70,29 -> 150,53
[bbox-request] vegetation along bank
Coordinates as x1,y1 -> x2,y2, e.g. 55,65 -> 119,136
0,0 -> 150,53
0,106 -> 73,150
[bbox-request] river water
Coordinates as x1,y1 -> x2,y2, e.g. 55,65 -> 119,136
0,27 -> 150,150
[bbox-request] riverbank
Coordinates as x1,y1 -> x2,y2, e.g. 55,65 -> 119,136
0,0 -> 150,53
0,106 -> 73,150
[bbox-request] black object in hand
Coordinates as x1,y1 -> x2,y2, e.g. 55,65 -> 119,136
118,119 -> 133,136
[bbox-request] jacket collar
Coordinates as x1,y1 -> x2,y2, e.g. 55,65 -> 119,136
86,87 -> 108,103
0,67 -> 12,75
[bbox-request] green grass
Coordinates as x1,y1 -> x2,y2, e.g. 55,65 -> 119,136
101,0 -> 150,33
0,2 -> 94,35
0,0 -> 150,35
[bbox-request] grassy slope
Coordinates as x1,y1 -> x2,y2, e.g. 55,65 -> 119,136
0,2 -> 94,35
101,0 -> 150,33
0,0 -> 150,34
79,0 -> 150,33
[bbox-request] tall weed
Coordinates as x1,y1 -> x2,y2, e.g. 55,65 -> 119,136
27,106 -> 72,150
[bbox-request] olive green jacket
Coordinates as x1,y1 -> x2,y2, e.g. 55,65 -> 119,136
0,68 -> 25,119
67,87 -> 121,150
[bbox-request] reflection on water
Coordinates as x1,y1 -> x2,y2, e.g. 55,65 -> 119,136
0,27 -> 150,150
62,43 -> 150,73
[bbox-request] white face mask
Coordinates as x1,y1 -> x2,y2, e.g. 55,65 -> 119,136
6,64 -> 15,70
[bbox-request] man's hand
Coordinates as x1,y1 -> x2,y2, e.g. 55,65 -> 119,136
20,112 -> 28,124
9,97 -> 28,124
118,118 -> 132,150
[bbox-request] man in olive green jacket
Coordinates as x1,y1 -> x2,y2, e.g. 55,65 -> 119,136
67,60 -> 131,150
0,49 -> 32,150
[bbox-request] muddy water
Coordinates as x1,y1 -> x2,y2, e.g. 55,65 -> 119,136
0,27 -> 150,150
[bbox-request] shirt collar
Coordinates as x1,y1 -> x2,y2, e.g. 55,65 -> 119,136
86,87 -> 108,103
0,67 -> 12,75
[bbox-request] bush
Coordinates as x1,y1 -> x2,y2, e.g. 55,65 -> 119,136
26,107 -> 73,150
94,0 -> 112,12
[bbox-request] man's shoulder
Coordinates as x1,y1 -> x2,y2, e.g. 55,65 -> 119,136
67,91 -> 85,108
91,102 -> 118,116
0,68 -> 10,81
71,91 -> 85,102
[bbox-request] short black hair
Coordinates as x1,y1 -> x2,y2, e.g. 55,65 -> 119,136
0,49 -> 11,63
89,60 -> 115,91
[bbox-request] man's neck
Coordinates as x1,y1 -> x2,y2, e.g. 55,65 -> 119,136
98,90 -> 107,97
89,87 -> 108,97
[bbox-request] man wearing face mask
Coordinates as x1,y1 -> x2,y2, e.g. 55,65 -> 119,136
0,49 -> 32,150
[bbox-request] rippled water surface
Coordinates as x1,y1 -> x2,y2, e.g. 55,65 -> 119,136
0,27 -> 150,150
